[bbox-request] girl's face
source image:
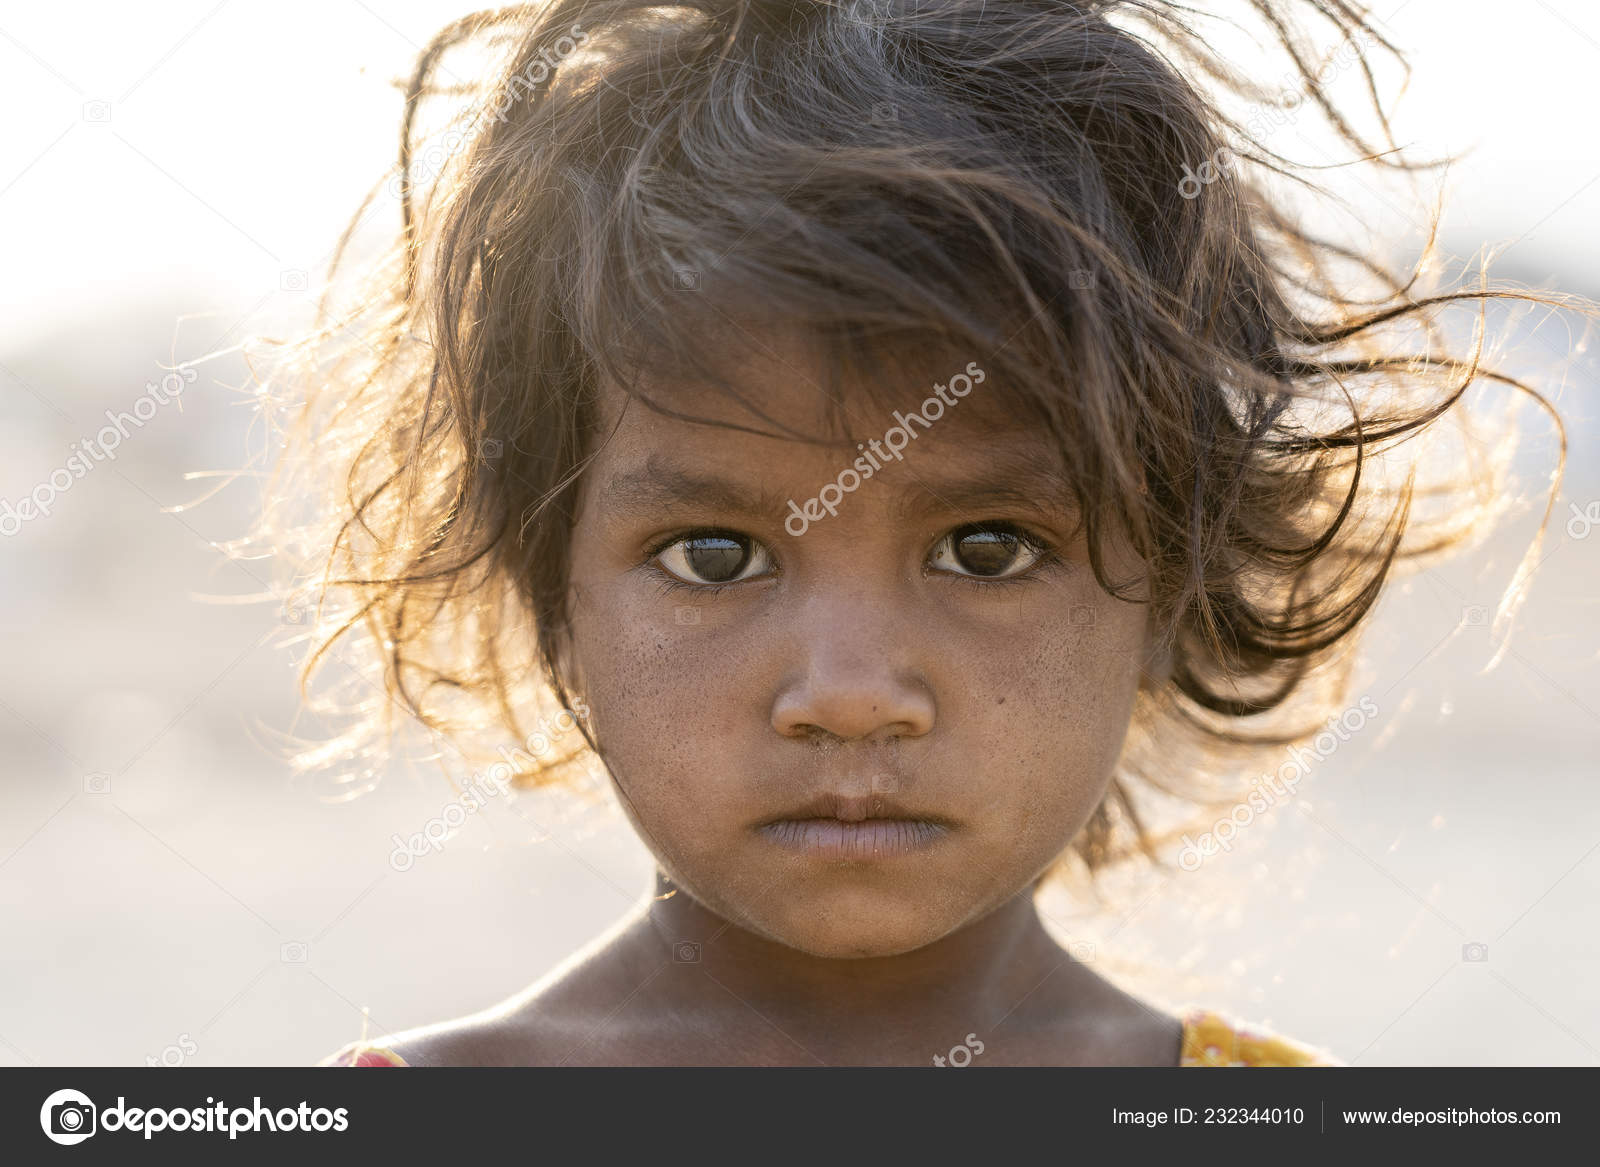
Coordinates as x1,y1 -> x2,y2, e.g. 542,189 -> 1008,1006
564,335 -> 1152,959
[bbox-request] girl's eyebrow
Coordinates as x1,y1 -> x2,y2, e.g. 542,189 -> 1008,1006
603,451 -> 1077,524
889,457 -> 1081,523
604,460 -> 796,520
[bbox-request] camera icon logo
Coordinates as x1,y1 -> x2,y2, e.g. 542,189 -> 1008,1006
279,269 -> 308,293
672,269 -> 701,291
1068,269 -> 1095,289
84,772 -> 111,794
82,100 -> 111,123
1462,942 -> 1489,963
1461,605 -> 1488,627
280,941 -> 309,963
40,1088 -> 97,1145
673,940 -> 701,963
479,437 -> 503,460
674,606 -> 701,625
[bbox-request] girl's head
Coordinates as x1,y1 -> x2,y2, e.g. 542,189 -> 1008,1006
563,329 -> 1153,955
267,0 -> 1560,957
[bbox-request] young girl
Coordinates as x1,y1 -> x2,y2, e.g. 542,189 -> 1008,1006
274,0 -> 1564,1066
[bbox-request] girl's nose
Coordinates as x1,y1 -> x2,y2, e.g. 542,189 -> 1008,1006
769,605 -> 936,744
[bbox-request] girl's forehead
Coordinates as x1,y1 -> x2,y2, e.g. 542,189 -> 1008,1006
587,366 -> 1080,528
598,324 -> 1028,446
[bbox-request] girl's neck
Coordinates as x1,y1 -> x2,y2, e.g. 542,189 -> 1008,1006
620,872 -> 1080,1059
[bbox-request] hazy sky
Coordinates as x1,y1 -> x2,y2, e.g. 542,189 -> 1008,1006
2,0 -> 1598,339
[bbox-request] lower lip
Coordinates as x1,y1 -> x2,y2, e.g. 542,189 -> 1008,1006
757,819 -> 949,859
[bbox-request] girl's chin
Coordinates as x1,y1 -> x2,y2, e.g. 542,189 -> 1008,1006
732,902 -> 977,960
656,862 -> 1008,959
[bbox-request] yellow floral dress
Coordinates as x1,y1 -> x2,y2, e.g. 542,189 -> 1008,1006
1179,1007 -> 1340,1066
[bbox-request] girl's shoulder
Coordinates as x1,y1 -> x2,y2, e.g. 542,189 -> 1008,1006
317,1011 -> 544,1067
320,1041 -> 409,1067
317,938 -> 658,1067
321,1006 -> 1341,1067
1178,1006 -> 1341,1067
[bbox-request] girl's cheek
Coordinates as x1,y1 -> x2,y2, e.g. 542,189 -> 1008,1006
968,613 -> 1144,811
569,584 -> 757,764
971,601 -> 1145,723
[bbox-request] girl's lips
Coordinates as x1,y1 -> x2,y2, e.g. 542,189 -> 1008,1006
756,818 -> 950,858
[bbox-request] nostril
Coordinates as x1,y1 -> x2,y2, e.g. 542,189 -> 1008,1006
770,665 -> 936,743
782,721 -> 925,747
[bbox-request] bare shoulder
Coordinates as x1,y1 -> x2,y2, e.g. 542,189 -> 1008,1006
335,924 -> 654,1068
1009,959 -> 1186,1066
1084,981 -> 1186,1067
368,1009 -> 543,1068
346,998 -> 594,1068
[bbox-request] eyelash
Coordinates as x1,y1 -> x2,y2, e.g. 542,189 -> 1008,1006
649,574 -> 740,599
641,523 -> 1061,593
939,549 -> 1061,595
642,527 -> 759,596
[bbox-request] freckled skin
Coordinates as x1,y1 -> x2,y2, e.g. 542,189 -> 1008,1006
379,336 -> 1183,1066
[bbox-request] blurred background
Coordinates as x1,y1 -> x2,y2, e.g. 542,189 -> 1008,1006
1,1 -> 1595,1066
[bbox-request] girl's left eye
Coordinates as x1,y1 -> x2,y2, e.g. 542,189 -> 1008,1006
929,523 -> 1050,580
654,532 -> 774,585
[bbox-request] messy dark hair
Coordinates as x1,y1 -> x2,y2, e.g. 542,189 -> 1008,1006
259,0 -> 1567,874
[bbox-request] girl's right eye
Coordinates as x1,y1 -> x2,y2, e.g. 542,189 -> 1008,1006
653,532 -> 774,586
